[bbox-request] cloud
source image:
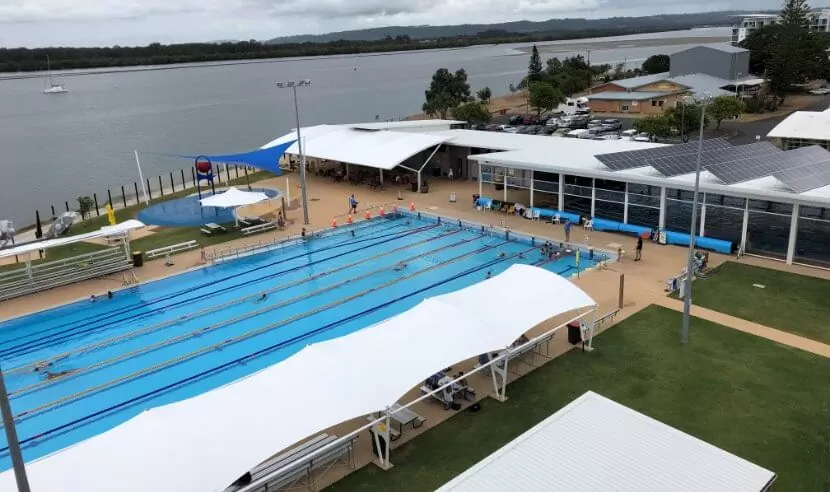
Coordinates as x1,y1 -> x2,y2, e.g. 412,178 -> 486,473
0,0 -> 784,47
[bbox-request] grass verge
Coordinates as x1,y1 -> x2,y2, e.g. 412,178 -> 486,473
328,305 -> 830,492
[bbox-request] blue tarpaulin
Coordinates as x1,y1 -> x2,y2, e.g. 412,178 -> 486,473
158,140 -> 296,175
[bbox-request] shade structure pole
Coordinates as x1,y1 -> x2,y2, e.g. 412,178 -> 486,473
557,174 -> 564,211
623,182 -> 629,223
786,204 -> 799,265
529,170 -> 534,208
590,178 -> 596,218
0,366 -> 30,492
478,162 -> 482,198
740,199 -> 749,255
699,193 -> 707,237
682,94 -> 710,344
134,150 -> 149,204
502,173 -> 507,202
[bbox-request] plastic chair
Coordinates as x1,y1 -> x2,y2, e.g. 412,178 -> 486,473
551,214 -> 561,225
531,210 -> 540,221
584,220 -> 594,231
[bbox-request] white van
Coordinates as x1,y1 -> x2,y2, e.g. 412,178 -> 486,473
565,129 -> 591,139
556,97 -> 591,115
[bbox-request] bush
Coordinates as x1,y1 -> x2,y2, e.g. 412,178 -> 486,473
744,97 -> 765,114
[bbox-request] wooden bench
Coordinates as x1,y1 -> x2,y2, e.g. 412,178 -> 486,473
242,221 -> 279,236
388,403 -> 426,432
201,223 -> 228,236
145,240 -> 198,259
225,432 -> 356,492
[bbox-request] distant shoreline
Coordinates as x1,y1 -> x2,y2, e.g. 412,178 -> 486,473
0,26 -> 726,79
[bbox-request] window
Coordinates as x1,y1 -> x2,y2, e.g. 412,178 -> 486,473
651,100 -> 657,107
658,100 -> 664,107
621,105 -> 630,111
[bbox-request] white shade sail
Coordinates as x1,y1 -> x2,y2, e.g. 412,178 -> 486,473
0,265 -> 595,492
199,187 -> 269,208
0,220 -> 145,259
262,125 -> 452,170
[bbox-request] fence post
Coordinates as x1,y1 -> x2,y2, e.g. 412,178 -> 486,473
158,175 -> 164,196
170,172 -> 175,192
191,167 -> 196,187
93,193 -> 100,216
235,165 -> 239,179
146,179 -> 152,200
618,274 -> 624,310
107,189 -> 113,210
181,169 -> 186,190
121,186 -> 127,208
134,182 -> 140,205
50,205 -> 55,218
225,164 -> 231,182
65,201 -> 69,212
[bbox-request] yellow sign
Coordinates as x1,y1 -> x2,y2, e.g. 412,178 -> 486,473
105,204 -> 117,226
575,248 -> 581,267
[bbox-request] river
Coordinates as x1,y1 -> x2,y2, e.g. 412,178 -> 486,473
0,28 -> 730,226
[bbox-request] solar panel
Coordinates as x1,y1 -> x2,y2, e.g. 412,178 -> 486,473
646,141 -> 781,177
596,138 -> 732,171
773,159 -> 830,192
705,145 -> 830,184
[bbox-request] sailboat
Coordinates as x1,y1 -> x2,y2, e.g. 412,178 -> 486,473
42,55 -> 68,94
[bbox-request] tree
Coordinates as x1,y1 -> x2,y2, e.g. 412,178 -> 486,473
664,102 -> 709,141
528,45 -> 544,84
707,96 -> 745,129
528,82 -> 564,116
452,102 -> 492,124
781,0 -> 811,27
477,86 -> 492,104
641,54 -> 670,74
422,68 -> 471,119
633,115 -> 673,141
77,196 -> 94,219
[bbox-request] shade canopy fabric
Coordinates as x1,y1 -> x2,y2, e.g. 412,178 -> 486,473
163,139 -> 296,175
437,391 -> 777,492
199,187 -> 270,208
262,125 -> 452,170
0,265 -> 596,492
0,220 -> 145,259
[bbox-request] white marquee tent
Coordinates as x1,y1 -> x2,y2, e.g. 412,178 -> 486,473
0,219 -> 145,260
0,265 -> 596,492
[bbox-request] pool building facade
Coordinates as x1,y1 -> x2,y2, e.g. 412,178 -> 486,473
267,121 -> 830,268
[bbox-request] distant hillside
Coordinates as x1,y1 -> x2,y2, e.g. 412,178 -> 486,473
266,12 -> 748,44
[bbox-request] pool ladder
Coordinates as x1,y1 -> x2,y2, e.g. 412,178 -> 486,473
121,271 -> 139,286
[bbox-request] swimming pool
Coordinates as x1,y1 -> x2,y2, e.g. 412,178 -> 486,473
0,213 -> 606,470
136,187 -> 281,227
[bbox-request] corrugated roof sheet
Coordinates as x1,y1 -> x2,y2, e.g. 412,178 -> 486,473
768,111 -> 830,140
587,91 -> 675,101
437,391 -> 776,492
606,72 -> 670,89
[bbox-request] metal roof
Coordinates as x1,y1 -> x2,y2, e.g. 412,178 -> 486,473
604,72 -> 671,89
694,44 -> 749,54
437,391 -> 776,492
587,91 -> 675,101
767,111 -> 830,141
668,73 -> 735,97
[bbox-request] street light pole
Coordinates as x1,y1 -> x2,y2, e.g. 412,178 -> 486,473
681,92 -> 711,344
276,80 -> 311,226
0,366 -> 30,492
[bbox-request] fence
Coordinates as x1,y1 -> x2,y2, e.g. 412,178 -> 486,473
20,163 -> 270,234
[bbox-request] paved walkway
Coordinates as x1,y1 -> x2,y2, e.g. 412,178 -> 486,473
655,297 -> 830,358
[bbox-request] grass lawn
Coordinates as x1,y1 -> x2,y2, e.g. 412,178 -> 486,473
328,305 -> 830,492
690,261 -> 830,344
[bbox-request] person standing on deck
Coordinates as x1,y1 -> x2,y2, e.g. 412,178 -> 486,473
349,194 -> 358,214
564,220 -> 571,243
635,236 -> 643,261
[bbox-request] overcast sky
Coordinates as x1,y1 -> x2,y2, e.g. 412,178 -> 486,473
0,0 -> 784,48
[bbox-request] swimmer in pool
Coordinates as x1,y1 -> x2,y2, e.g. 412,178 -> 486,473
255,293 -> 268,303
44,369 -> 77,380
394,262 -> 408,271
107,291 -> 113,299
33,361 -> 53,373
351,230 -> 355,237
486,270 -> 492,279
498,252 -> 505,258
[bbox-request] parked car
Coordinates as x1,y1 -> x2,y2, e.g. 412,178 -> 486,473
485,124 -> 501,131
508,115 -> 524,125
565,129 -> 592,138
500,125 -> 518,133
542,125 -> 557,135
546,117 -> 560,127
517,125 -> 535,134
587,119 -> 604,129
620,129 -> 638,139
809,87 -> 830,95
602,119 -> 623,131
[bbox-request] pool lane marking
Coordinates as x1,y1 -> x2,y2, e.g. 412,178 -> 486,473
9,236 -> 502,422
9,233 -> 479,397
0,222 -> 435,359
0,243 -> 532,451
0,219 -> 404,351
5,228 -> 466,377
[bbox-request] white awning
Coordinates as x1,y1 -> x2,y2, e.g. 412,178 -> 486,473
200,187 -> 269,208
0,220 -> 145,260
0,265 -> 595,492
437,391 -> 777,492
262,125 -> 452,170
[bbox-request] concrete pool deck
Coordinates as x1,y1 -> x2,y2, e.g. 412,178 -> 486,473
1,171 -> 829,490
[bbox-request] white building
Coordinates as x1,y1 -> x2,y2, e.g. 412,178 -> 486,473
768,109 -> 830,150
732,10 -> 830,44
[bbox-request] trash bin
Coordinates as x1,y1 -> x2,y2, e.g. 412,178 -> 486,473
567,321 -> 582,345
449,192 -> 457,203
410,182 -> 418,192
368,429 -> 387,458
132,251 -> 144,268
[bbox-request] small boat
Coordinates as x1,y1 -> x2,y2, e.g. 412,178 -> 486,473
42,55 -> 68,94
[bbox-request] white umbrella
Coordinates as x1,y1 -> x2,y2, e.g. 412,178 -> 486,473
199,187 -> 269,208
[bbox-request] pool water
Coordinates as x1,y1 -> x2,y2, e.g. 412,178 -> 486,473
0,214 -> 604,470
136,187 -> 281,226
